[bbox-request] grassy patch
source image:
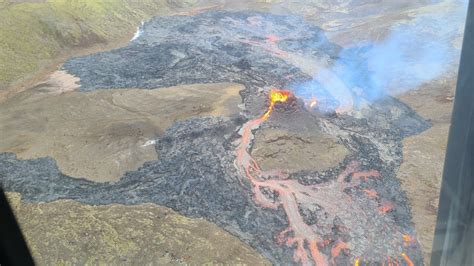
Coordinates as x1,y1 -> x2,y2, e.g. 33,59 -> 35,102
0,0 -> 185,89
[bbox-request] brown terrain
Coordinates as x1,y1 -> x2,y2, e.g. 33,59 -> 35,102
0,72 -> 242,182
1,0 -> 465,264
6,192 -> 270,265
253,128 -> 348,173
397,72 -> 457,262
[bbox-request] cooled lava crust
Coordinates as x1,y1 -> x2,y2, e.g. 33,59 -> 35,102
0,11 -> 429,265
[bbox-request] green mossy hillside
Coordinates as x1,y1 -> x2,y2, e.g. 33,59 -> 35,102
0,0 -> 197,89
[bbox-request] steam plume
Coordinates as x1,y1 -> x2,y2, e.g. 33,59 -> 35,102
291,0 -> 468,111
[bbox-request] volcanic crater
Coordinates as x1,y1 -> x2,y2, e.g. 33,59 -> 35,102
0,11 -> 431,265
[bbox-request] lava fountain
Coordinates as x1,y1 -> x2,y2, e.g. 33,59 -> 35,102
234,89 -> 416,265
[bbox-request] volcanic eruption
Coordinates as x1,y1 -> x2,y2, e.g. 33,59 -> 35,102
0,10 -> 430,266
235,89 -> 417,265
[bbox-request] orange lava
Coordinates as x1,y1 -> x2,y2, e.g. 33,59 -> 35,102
305,97 -> 318,109
352,170 -> 380,181
401,253 -> 415,266
354,258 -> 360,266
387,256 -> 394,266
387,256 -> 402,266
331,241 -> 349,261
403,235 -> 412,242
403,234 -> 416,247
235,89 -> 328,264
234,89 -> 416,265
379,201 -> 395,214
362,189 -> 379,199
267,34 -> 280,44
261,89 -> 291,120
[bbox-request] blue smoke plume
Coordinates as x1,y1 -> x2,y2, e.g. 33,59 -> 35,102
291,0 -> 468,111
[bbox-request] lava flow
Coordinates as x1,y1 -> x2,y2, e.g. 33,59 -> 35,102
234,89 -> 417,265
261,89 -> 290,120
239,35 -> 289,58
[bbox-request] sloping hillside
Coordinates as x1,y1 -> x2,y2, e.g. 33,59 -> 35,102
0,0 -> 205,91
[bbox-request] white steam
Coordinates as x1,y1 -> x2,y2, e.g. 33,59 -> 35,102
292,0 -> 468,111
131,21 -> 145,42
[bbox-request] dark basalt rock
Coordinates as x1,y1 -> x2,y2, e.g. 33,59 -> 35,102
1,11 -> 430,264
62,11 -> 329,93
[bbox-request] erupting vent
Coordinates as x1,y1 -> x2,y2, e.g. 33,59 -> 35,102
262,89 -> 291,120
1,11 -> 430,266
235,90 -> 417,265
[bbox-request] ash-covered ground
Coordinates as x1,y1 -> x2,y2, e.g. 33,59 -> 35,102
1,11 -> 430,264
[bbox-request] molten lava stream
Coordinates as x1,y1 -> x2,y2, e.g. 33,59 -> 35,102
235,89 -> 327,265
234,89 -> 415,266
239,37 -> 289,58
